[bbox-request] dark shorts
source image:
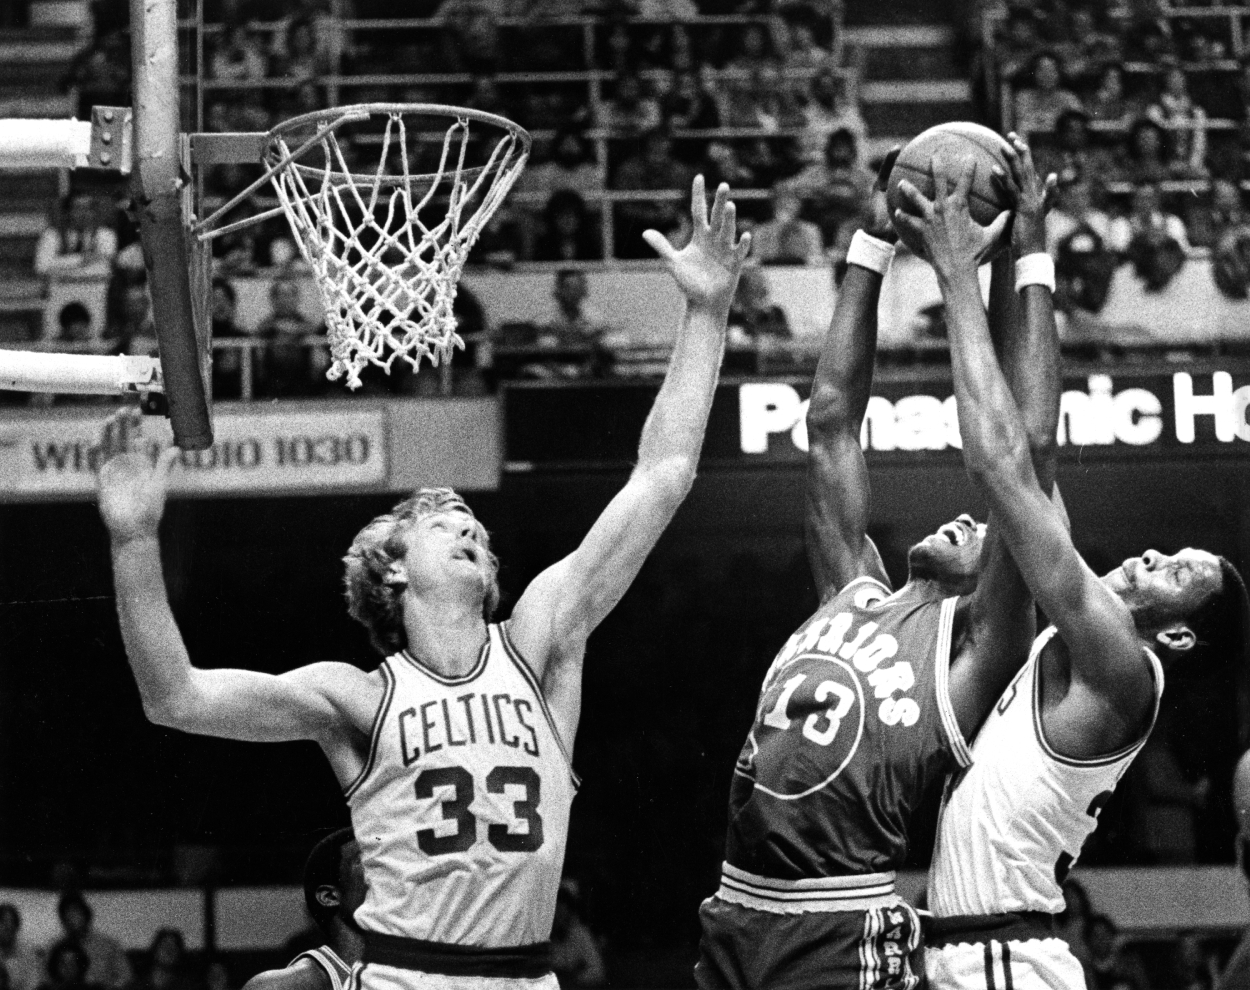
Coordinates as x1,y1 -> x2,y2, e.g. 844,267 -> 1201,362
695,895 -> 925,990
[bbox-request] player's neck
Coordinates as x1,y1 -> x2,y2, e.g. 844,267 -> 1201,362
328,922 -> 363,967
402,595 -> 489,678
899,575 -> 951,601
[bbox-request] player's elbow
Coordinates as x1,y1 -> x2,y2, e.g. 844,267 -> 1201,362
141,686 -> 199,730
964,428 -> 1031,490
805,385 -> 853,439
638,457 -> 696,509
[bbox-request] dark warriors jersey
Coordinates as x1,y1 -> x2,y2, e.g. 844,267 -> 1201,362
727,576 -> 972,879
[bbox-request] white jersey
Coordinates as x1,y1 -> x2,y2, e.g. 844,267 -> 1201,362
929,626 -> 1163,917
348,622 -> 578,947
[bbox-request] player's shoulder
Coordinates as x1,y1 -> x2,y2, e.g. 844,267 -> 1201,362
287,660 -> 388,724
242,958 -> 330,990
824,574 -> 893,612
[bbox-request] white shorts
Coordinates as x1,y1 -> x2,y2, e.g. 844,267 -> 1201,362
926,937 -> 1086,990
357,962 -> 559,990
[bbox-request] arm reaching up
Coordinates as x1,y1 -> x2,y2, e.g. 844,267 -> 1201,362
894,160 -> 1152,743
97,410 -> 378,785
508,176 -> 751,746
805,151 -> 899,599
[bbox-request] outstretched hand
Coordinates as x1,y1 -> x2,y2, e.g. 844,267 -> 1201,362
994,132 -> 1057,257
645,175 -> 752,310
96,409 -> 179,544
893,158 -> 1012,279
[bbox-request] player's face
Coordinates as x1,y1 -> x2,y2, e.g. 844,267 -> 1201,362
907,514 -> 986,594
396,508 -> 493,605
1102,548 -> 1222,625
338,840 -> 367,918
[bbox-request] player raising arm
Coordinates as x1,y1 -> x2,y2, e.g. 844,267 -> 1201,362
98,175 -> 750,990
695,149 -> 1063,990
896,147 -> 1249,990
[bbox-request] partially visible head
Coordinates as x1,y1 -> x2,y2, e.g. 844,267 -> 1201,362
906,514 -> 986,596
58,302 -> 92,342
149,929 -> 185,969
1098,64 -> 1124,98
824,127 -> 857,168
734,263 -> 769,308
0,905 -> 19,948
123,283 -> 151,325
770,186 -> 801,223
552,129 -> 588,168
546,190 -> 588,238
343,489 -> 500,656
269,277 -> 303,318
1130,117 -> 1165,159
211,278 -> 236,323
57,892 -> 91,938
1213,177 -> 1242,213
1055,109 -> 1090,150
1164,65 -> 1188,97
65,193 -> 94,231
1102,551 -> 1247,666
1085,914 -> 1118,957
1031,51 -> 1061,90
1131,182 -> 1162,216
554,268 -> 589,308
304,828 -> 365,939
47,940 -> 89,985
640,128 -> 672,164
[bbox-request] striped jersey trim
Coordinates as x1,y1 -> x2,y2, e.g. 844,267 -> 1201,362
343,662 -> 396,799
934,596 -> 973,768
290,947 -> 353,990
717,863 -> 897,914
399,637 -> 489,686
1031,626 -> 1166,767
498,621 -> 581,790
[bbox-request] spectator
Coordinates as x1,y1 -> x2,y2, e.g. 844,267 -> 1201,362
256,277 -> 324,398
533,190 -> 602,262
56,303 -> 94,345
37,942 -> 96,990
797,67 -> 867,166
721,63 -> 803,131
1113,117 -> 1173,185
699,141 -> 756,190
540,270 -> 607,348
209,22 -> 268,81
1146,66 -> 1208,178
597,72 -> 662,135
1087,916 -> 1152,990
1127,226 -> 1188,293
1212,224 -> 1250,300
612,129 -> 696,258
1087,64 -> 1135,129
1186,178 -> 1247,248
1054,7 -> 1121,85
1014,51 -> 1085,137
63,31 -> 131,120
1047,170 -> 1113,252
778,126 -> 874,248
751,187 -> 824,264
662,71 -> 722,130
104,278 -> 156,357
1173,933 -> 1218,990
550,882 -> 606,988
1108,183 -> 1190,254
0,905 -> 43,990
462,77 -> 511,120
34,194 -> 117,282
996,9 -> 1043,84
208,279 -> 253,399
440,3 -> 502,75
1037,109 -> 1116,186
1055,225 -> 1119,315
131,931 -> 196,990
728,264 -> 790,347
724,23 -> 779,77
512,129 -> 603,217
53,895 -> 128,990
777,15 -> 833,75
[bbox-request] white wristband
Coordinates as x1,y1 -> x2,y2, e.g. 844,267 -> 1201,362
846,230 -> 895,275
1015,252 -> 1056,294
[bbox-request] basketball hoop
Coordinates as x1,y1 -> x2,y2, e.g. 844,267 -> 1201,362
197,104 -> 530,389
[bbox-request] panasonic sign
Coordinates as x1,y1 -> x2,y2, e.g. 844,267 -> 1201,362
739,373 -> 1250,456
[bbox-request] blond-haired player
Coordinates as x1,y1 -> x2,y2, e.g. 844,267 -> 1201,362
97,175 -> 750,990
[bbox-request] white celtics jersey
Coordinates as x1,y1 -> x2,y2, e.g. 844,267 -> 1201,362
347,622 -> 578,946
929,626 -> 1163,916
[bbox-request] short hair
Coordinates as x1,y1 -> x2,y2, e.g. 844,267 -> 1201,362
1191,558 -> 1250,745
46,939 -> 89,981
57,891 -> 91,923
58,302 -> 91,329
304,828 -> 355,936
0,905 -> 19,929
343,488 -> 500,656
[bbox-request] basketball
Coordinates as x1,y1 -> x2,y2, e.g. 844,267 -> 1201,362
886,122 -> 1013,228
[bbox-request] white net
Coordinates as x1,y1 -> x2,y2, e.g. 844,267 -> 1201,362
266,108 -> 528,389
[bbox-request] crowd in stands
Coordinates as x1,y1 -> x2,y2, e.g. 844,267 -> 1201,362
984,0 -> 1250,309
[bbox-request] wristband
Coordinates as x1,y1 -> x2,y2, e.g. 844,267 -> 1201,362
1015,252 -> 1056,294
847,230 -> 895,275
